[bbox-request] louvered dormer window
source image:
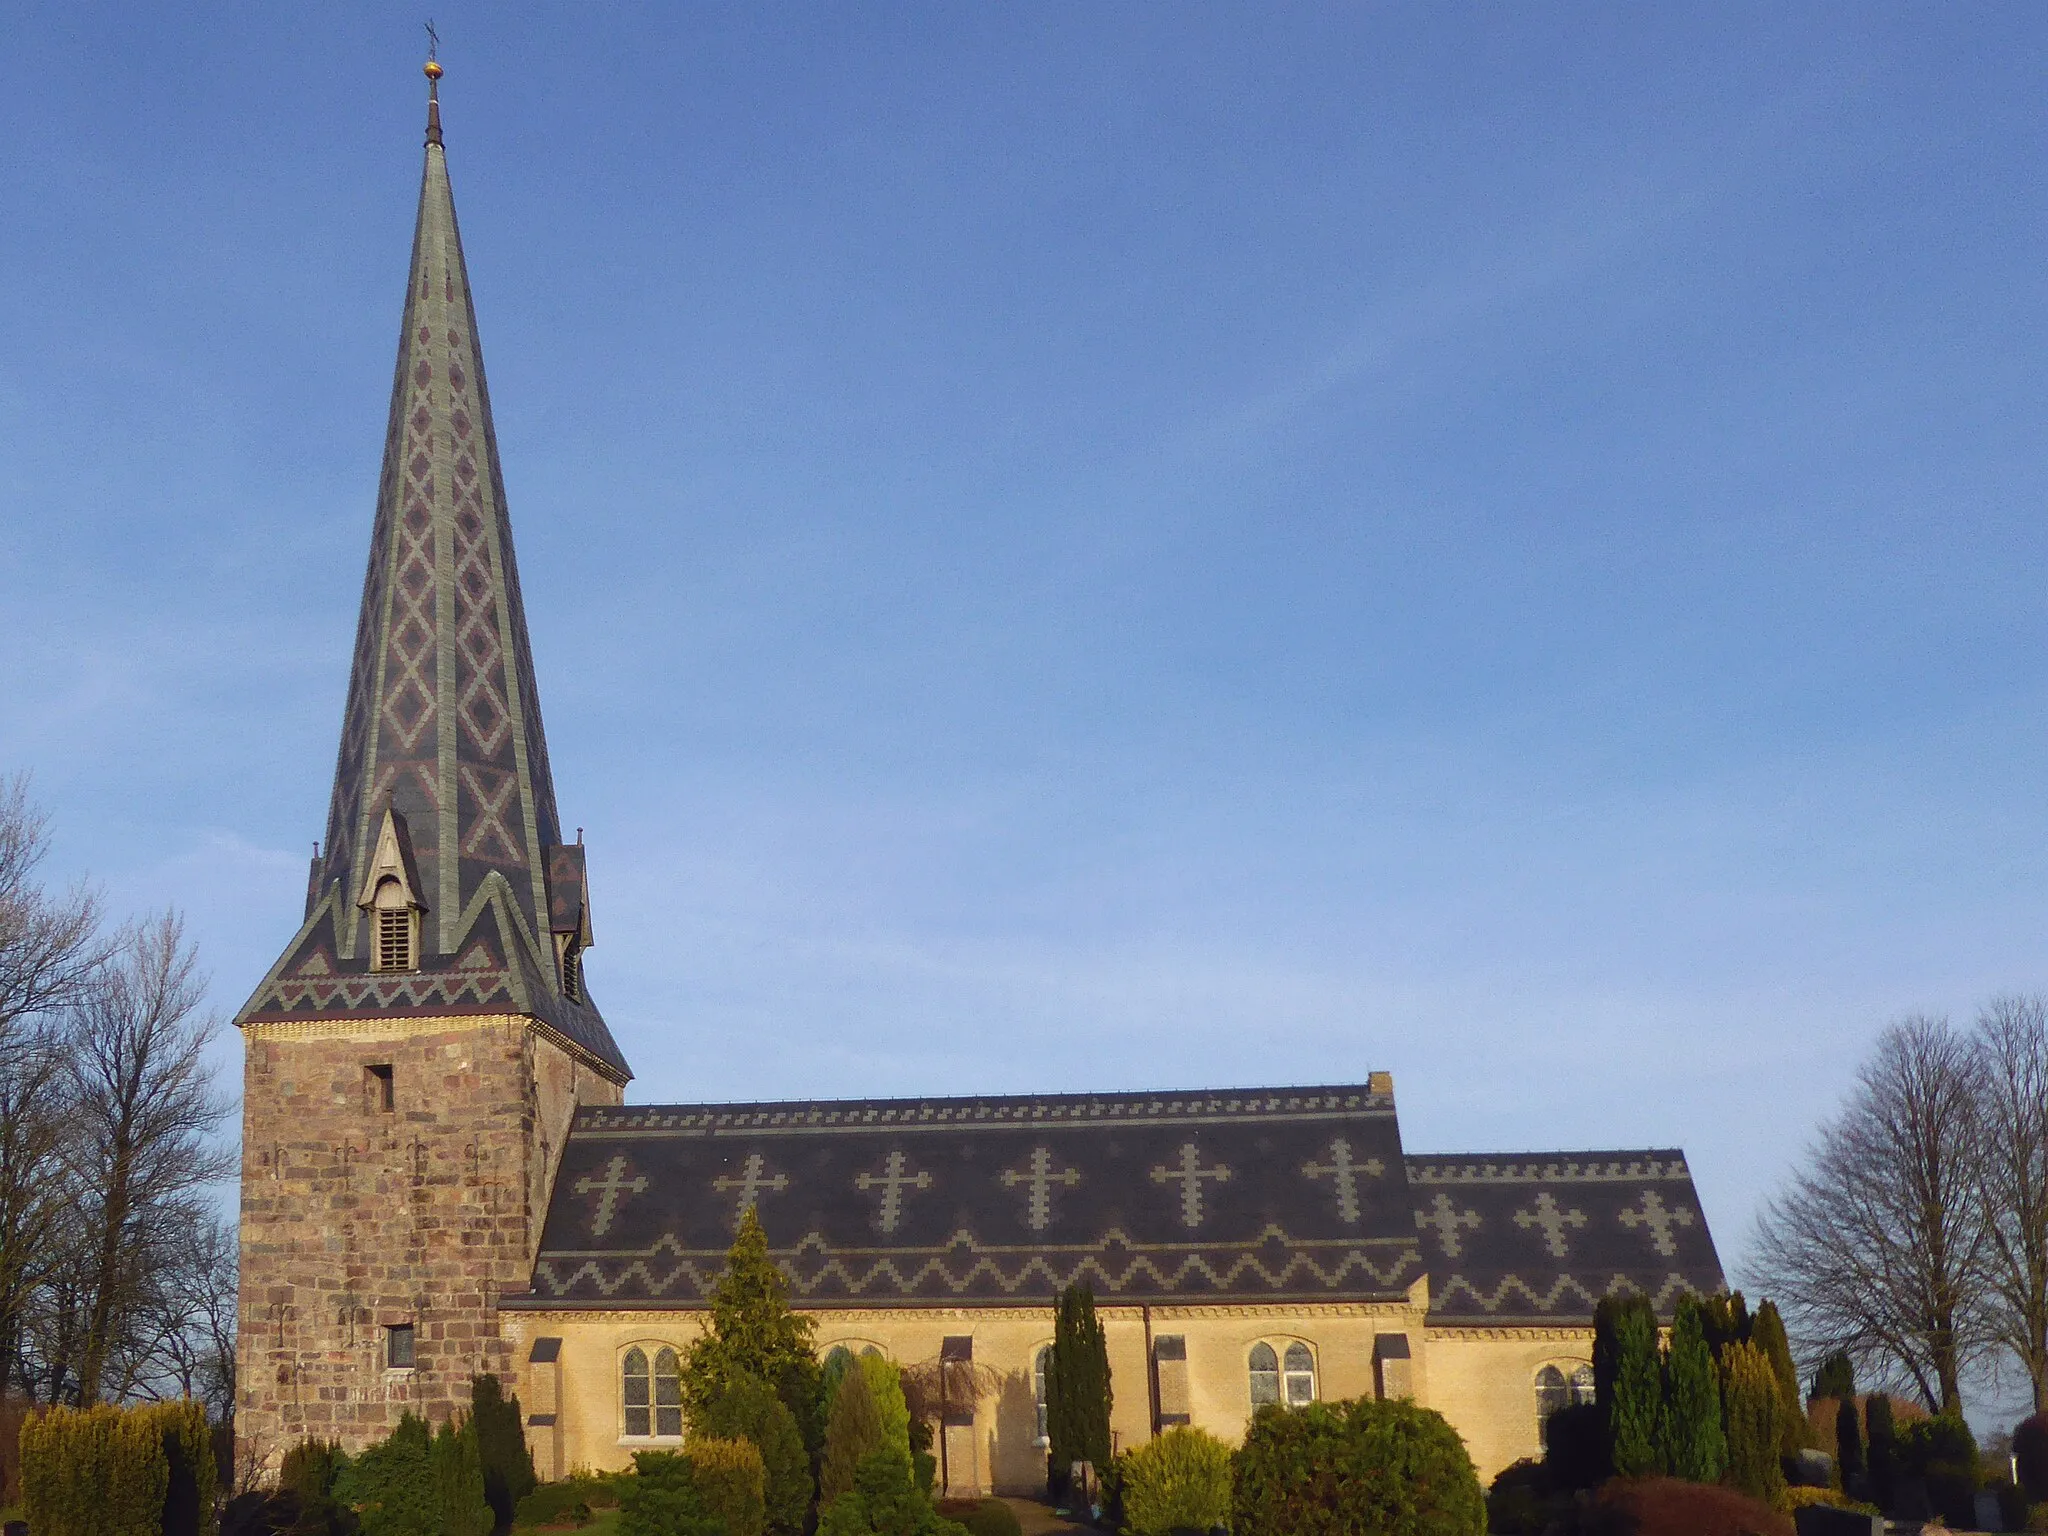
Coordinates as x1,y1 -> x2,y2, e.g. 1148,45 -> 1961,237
372,878 -> 417,972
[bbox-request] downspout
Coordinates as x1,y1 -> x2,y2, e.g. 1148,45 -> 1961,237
1142,1304 -> 1158,1439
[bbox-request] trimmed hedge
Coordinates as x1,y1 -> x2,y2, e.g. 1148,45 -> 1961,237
1591,1477 -> 1791,1536
2019,1412 -> 2048,1502
1118,1426 -> 1231,1536
1232,1398 -> 1483,1536
19,1401 -> 214,1536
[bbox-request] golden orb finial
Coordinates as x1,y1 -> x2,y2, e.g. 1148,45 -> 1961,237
425,58 -> 444,80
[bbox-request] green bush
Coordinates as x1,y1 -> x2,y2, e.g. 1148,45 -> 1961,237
691,1370 -> 811,1536
1118,1427 -> 1231,1536
1232,1398 -> 1484,1536
952,1500 -> 1020,1536
1897,1414 -> 1979,1527
618,1451 -> 724,1536
337,1415 -> 438,1536
685,1437 -> 767,1536
816,1448 -> 964,1536
513,1483 -> 594,1528
1483,1460 -> 1548,1536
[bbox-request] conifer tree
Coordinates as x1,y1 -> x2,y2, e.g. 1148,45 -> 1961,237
820,1355 -> 886,1503
432,1418 -> 494,1536
1697,1291 -> 1751,1364
1865,1394 -> 1898,1511
1835,1395 -> 1864,1488
470,1375 -> 536,1533
1660,1294 -> 1726,1484
694,1370 -> 813,1536
1812,1352 -> 1855,1402
682,1208 -> 825,1454
1047,1284 -> 1113,1477
1721,1342 -> 1785,1505
1594,1293 -> 1664,1477
1749,1300 -> 1809,1453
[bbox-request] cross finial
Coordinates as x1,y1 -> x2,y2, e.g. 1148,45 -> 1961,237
423,24 -> 445,147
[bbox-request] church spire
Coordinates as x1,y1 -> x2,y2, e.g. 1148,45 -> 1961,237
237,62 -> 629,1082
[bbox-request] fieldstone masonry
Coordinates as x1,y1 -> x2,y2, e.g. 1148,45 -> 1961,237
236,1015 -> 619,1465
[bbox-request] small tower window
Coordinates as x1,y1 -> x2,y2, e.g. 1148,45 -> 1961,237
373,878 -> 416,972
366,1063 -> 394,1112
559,938 -> 583,1002
386,1323 -> 416,1370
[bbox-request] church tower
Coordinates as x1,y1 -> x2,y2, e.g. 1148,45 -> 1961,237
234,62 -> 632,1466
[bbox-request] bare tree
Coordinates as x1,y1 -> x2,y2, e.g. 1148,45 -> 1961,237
1751,1014 -> 1988,1413
1972,994 -> 2048,1413
0,774 -> 105,1400
62,912 -> 234,1405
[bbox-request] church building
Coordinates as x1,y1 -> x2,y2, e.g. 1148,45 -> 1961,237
234,69 -> 1725,1493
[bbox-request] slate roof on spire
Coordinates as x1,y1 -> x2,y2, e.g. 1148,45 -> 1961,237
237,74 -> 630,1082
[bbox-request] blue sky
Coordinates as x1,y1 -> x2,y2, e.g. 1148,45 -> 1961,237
4,4 -> 2046,1382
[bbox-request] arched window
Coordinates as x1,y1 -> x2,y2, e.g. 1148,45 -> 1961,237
1248,1342 -> 1280,1406
1034,1347 -> 1051,1444
1282,1342 -> 1317,1406
1569,1365 -> 1595,1407
623,1347 -> 650,1437
623,1346 -> 683,1439
1535,1365 -> 1570,1427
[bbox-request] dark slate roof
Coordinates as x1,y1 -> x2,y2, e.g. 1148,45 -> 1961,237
517,1086 -> 1424,1307
517,1090 -> 1727,1321
1405,1151 -> 1725,1326
234,87 -> 628,1081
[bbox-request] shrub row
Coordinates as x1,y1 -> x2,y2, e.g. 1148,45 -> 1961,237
20,1400 -> 215,1536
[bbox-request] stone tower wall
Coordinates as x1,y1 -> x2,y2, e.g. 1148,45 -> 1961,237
236,1013 -> 622,1469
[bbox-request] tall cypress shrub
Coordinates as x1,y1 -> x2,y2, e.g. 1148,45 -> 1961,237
820,1357 -> 886,1503
431,1419 -> 493,1536
1594,1293 -> 1663,1477
1749,1301 -> 1809,1453
1661,1294 -> 1726,1484
1812,1353 -> 1855,1402
1865,1395 -> 1898,1511
1835,1397 -> 1865,1487
469,1376 -> 535,1534
1698,1292 -> 1751,1365
150,1400 -> 217,1536
1721,1342 -> 1785,1505
1047,1284 -> 1113,1478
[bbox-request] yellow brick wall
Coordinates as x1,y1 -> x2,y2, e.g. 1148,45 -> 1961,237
503,1295 -> 1453,1496
1420,1327 -> 1594,1482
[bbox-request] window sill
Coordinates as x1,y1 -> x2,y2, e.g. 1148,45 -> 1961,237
617,1436 -> 684,1447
